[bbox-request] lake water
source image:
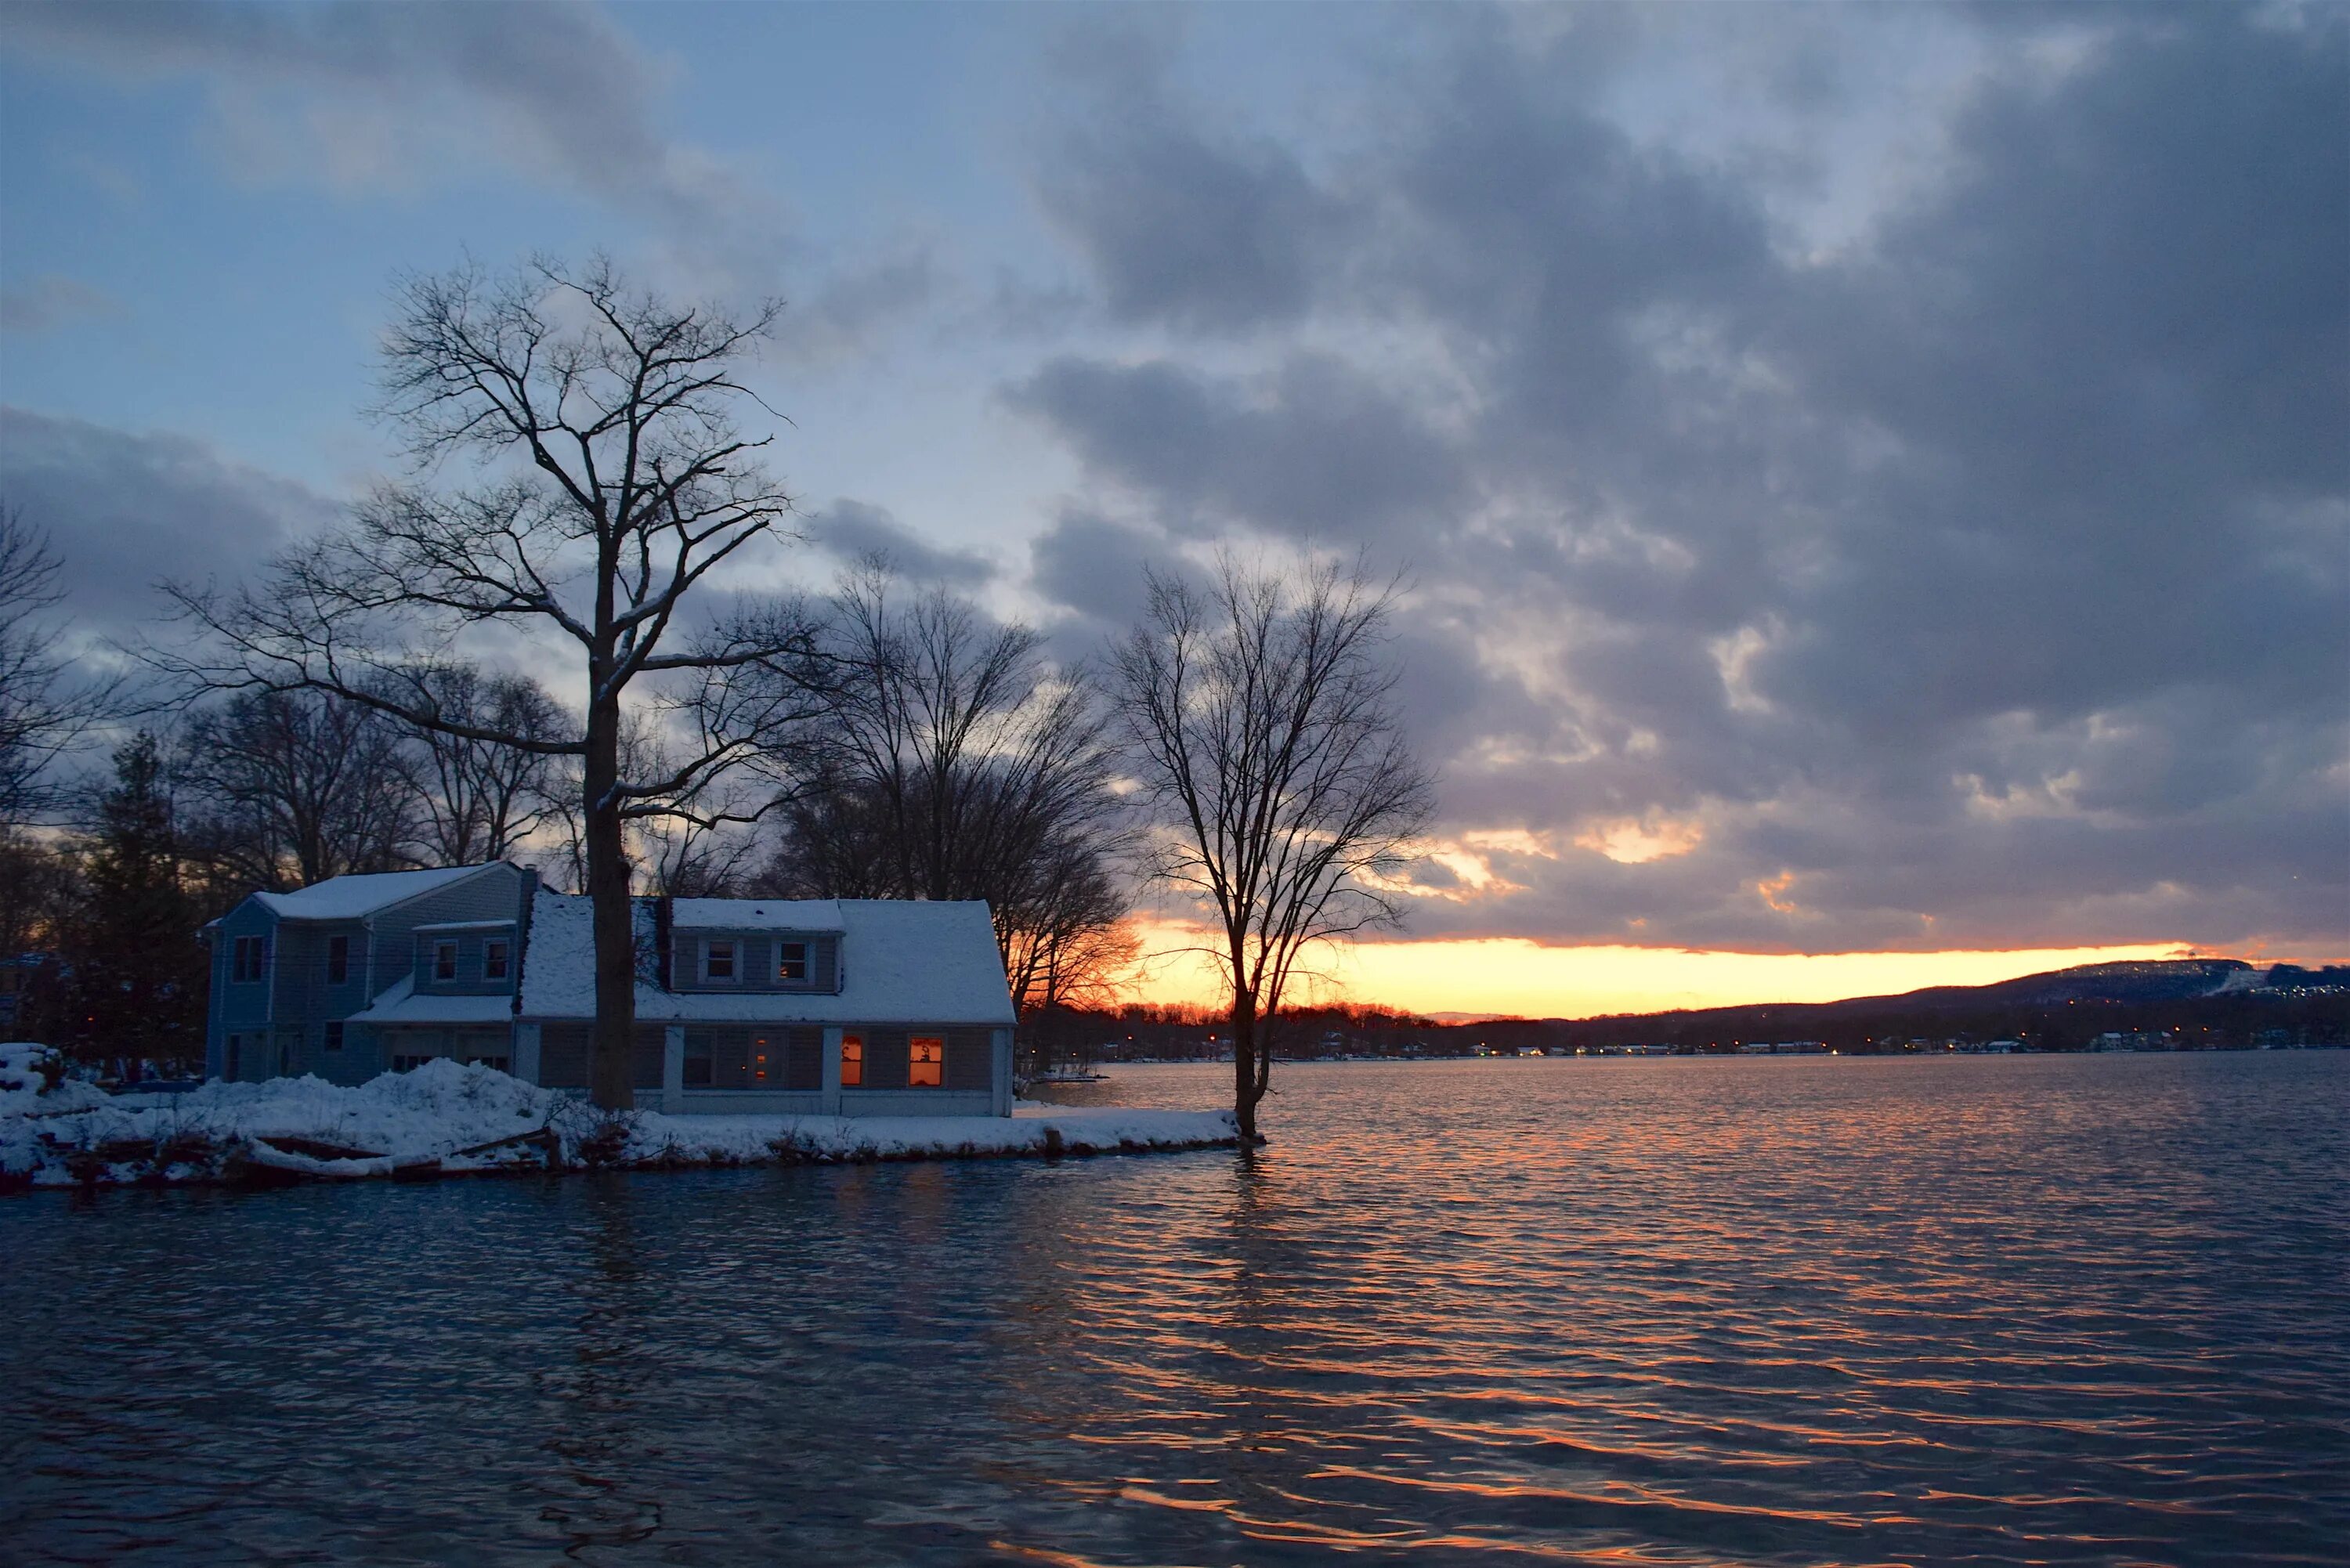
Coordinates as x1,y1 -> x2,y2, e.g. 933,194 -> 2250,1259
4,1053 -> 2345,1566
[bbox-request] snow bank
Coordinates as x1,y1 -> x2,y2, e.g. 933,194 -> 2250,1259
0,1056 -> 1238,1190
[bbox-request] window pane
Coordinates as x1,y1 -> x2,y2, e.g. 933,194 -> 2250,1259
707,940 -> 735,979
909,1036 -> 944,1088
840,1034 -> 863,1087
485,940 -> 509,980
435,942 -> 457,981
327,935 -> 349,985
778,941 -> 807,981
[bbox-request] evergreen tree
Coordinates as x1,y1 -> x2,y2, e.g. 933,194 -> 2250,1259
69,734 -> 206,1068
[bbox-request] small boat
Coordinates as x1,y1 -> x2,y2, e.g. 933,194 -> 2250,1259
1028,1068 -> 1108,1084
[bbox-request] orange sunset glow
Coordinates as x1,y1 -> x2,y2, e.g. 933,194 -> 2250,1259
1126,926 -> 2217,1019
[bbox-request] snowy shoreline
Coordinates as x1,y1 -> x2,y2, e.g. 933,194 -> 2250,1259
0,1047 -> 1239,1191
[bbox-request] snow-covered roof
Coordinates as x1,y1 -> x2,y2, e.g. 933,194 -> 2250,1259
412,919 -> 516,934
252,865 -> 497,922
669,898 -> 841,931
519,889 -> 1014,1026
347,977 -> 517,1026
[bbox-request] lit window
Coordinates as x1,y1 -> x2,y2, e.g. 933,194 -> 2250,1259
706,939 -> 736,981
484,938 -> 510,981
777,941 -> 808,982
753,1035 -> 770,1083
433,941 -> 457,981
909,1035 -> 944,1087
840,1032 -> 863,1087
327,934 -> 349,985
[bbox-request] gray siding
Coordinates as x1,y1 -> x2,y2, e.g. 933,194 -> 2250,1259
210,901 -> 277,1082
670,930 -> 841,994
537,1022 -> 667,1090
365,865 -> 528,997
682,1026 -> 823,1090
410,925 -> 519,995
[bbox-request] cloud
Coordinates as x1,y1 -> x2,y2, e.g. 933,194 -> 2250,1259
0,406 -> 335,647
804,498 -> 996,586
0,0 -> 772,247
1031,31 -> 1350,334
1015,5 -> 2350,956
1008,353 -> 1470,547
0,274 -> 122,334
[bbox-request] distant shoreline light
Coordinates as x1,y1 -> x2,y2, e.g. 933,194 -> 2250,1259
1122,929 -> 2341,1019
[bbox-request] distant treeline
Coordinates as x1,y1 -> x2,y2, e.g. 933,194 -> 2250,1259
1021,972 -> 2348,1067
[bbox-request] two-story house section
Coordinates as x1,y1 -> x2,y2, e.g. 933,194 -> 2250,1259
515,887 -> 1017,1116
204,862 -> 531,1085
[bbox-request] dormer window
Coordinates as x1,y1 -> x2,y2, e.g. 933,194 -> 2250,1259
433,941 -> 457,981
777,941 -> 808,982
484,938 -> 510,981
703,939 -> 737,983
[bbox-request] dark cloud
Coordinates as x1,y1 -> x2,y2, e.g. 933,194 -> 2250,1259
1018,6 -> 2350,956
804,499 -> 996,586
1027,510 -> 1188,635
1032,49 -> 1350,334
0,406 -> 334,645
1009,353 -> 1470,547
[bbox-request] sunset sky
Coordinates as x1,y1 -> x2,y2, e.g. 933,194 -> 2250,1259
1,2 -> 2342,1015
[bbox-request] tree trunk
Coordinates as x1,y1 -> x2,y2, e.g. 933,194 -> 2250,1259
1231,990 -> 1261,1143
584,706 -> 638,1112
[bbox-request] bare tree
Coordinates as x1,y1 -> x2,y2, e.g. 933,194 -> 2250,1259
0,504 -> 108,827
162,255 -> 829,1109
177,689 -> 420,890
396,662 -> 566,865
757,569 -> 1130,1007
1110,556 -> 1434,1140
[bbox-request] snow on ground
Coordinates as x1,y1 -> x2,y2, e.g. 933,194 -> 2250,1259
0,1052 -> 1238,1190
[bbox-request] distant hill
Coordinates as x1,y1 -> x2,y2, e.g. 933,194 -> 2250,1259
1451,957 -> 2350,1054
1573,958 -> 2341,1026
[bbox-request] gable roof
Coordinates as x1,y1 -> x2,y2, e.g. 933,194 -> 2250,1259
670,898 -> 842,931
518,889 -> 1014,1027
251,865 -> 500,922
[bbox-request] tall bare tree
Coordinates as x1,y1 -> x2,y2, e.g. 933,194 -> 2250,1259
177,689 -> 420,890
163,255 -> 828,1109
757,570 -> 1130,1007
1111,556 -> 1434,1140
396,662 -> 565,865
0,504 -> 107,828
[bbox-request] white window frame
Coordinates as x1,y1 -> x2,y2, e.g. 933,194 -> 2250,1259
777,941 -> 808,983
701,938 -> 739,985
483,938 -> 511,981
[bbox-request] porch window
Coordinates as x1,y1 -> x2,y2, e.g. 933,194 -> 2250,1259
484,938 -> 510,981
433,941 -> 457,981
684,1031 -> 713,1087
909,1035 -> 944,1087
777,941 -> 808,982
327,934 -> 349,985
751,1035 -> 772,1084
840,1032 -> 863,1087
703,939 -> 737,982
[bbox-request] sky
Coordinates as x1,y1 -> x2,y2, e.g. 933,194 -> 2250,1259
0,1 -> 2343,1015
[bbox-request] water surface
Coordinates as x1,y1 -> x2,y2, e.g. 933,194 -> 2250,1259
5,1053 -> 2345,1566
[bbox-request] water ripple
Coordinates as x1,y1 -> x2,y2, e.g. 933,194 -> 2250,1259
3,1053 -> 2346,1565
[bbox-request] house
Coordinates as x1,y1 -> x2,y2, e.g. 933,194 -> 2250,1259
204,865 -> 1018,1116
